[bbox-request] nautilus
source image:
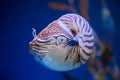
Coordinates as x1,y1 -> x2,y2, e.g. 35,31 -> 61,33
29,13 -> 94,71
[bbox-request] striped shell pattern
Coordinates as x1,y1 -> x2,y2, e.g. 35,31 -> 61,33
29,13 -> 94,71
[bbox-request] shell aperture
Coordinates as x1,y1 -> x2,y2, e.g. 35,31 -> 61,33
29,13 -> 94,71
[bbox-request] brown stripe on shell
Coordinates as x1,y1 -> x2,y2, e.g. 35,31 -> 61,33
84,45 -> 94,49
73,46 -> 81,65
85,22 -> 88,32
62,16 -> 73,21
76,54 -> 81,63
79,17 -> 81,26
83,34 -> 93,37
82,49 -> 91,56
80,55 -> 87,62
79,36 -> 94,43
74,15 -> 77,25
82,21 -> 85,30
64,46 -> 73,62
88,25 -> 91,32
67,14 -> 75,19
59,18 -> 71,23
83,39 -> 94,43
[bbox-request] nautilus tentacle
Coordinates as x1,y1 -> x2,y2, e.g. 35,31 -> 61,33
29,13 -> 94,71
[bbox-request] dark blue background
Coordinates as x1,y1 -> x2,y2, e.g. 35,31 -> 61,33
0,0 -> 120,80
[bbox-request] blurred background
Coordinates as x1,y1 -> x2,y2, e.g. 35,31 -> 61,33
0,0 -> 120,80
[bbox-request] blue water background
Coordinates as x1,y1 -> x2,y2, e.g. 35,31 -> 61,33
0,0 -> 120,80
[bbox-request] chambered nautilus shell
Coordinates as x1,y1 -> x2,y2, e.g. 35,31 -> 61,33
29,13 -> 94,71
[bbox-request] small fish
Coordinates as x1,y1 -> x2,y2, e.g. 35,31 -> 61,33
29,13 -> 94,71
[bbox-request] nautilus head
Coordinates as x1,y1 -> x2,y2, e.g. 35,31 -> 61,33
29,13 -> 94,71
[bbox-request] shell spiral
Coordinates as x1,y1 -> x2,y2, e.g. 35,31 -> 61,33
58,13 -> 94,64
29,13 -> 94,71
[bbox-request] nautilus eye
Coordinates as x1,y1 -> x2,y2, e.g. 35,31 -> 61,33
29,13 -> 94,71
56,36 -> 68,45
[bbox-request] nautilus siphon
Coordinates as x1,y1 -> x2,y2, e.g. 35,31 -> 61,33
29,13 -> 94,71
